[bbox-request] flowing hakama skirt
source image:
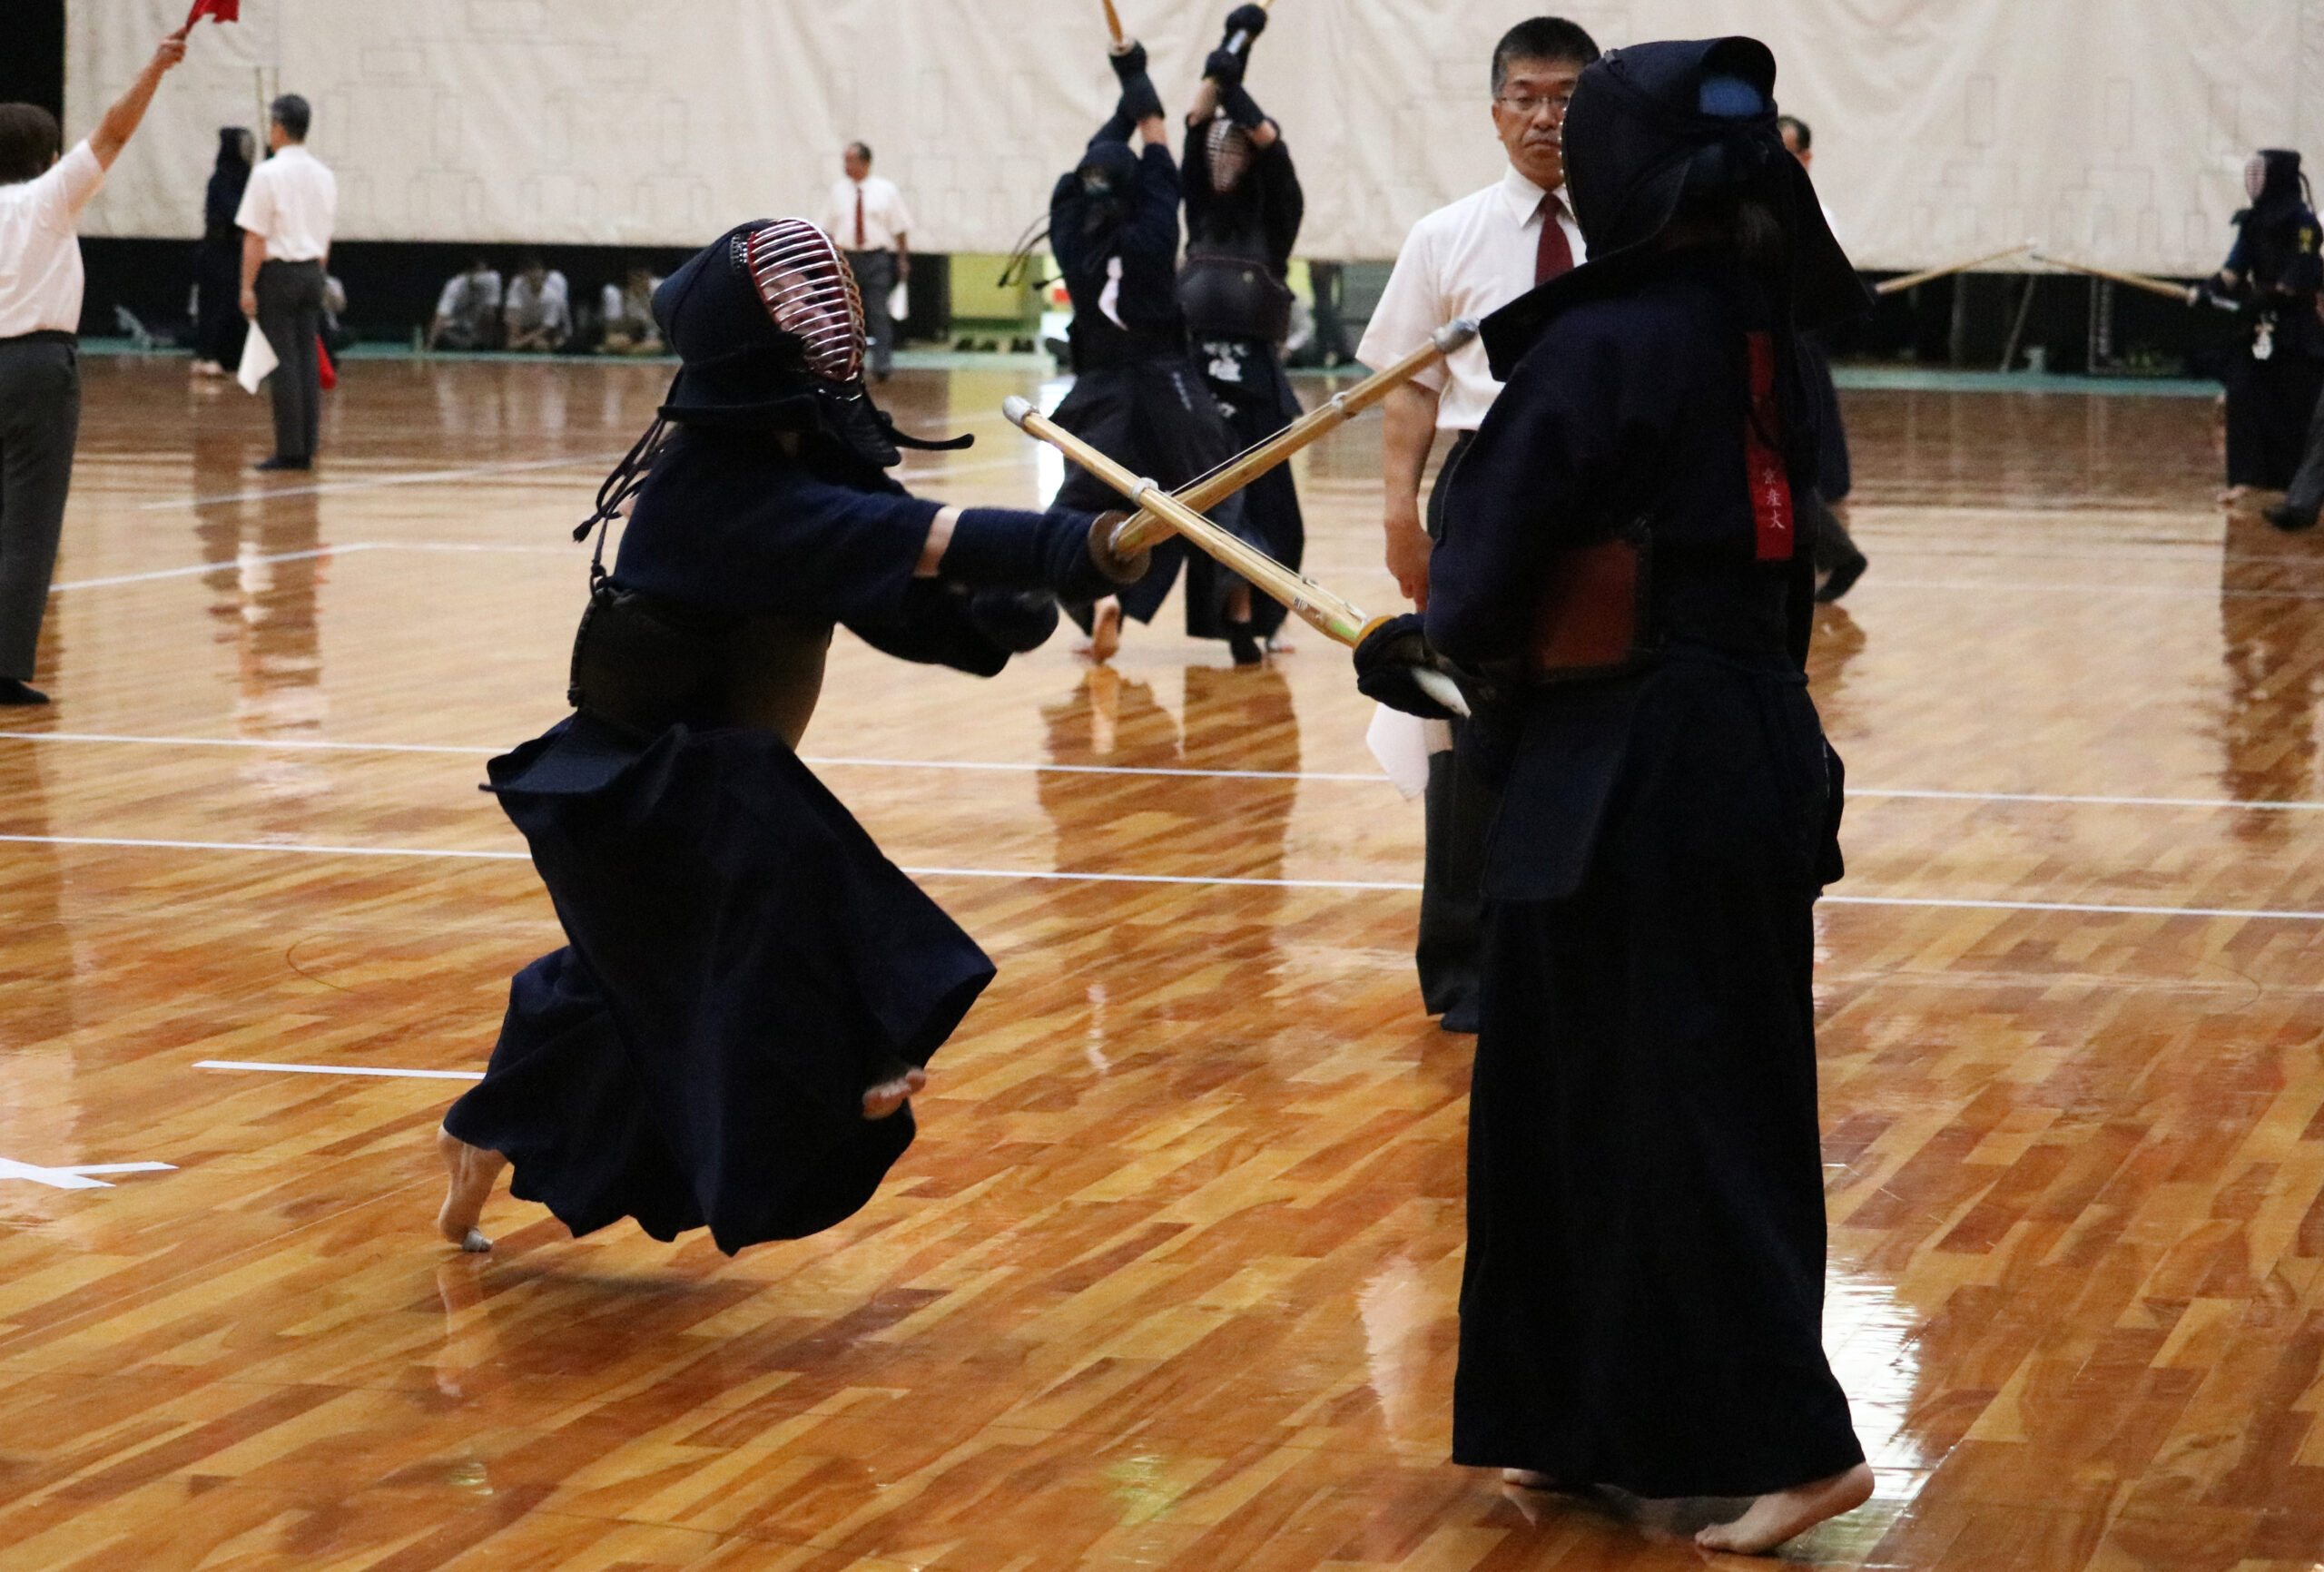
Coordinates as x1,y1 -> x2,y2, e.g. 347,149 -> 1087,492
444,713 -> 994,1254
1050,354 -> 1265,638
1452,652 -> 1865,1497
1191,335 -> 1305,641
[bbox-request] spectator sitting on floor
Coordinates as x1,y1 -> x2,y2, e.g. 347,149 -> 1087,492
428,257 -> 501,350
598,264 -> 663,354
504,255 -> 570,351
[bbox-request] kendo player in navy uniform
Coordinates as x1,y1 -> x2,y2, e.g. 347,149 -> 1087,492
1047,37 -> 1262,662
1356,38 -> 1875,1554
2191,151 -> 2324,506
433,219 -> 1150,1255
1180,5 -> 1306,663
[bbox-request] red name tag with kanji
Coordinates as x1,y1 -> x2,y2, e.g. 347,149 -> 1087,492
1743,330 -> 1794,562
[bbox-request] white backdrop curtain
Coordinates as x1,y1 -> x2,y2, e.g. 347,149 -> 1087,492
62,0 -> 2324,272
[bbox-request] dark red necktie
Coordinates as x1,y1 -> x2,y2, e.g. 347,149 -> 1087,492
1535,192 -> 1574,284
854,189 -> 866,250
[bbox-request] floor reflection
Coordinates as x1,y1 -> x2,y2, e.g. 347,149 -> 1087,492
2216,508 -> 2324,839
0,732 -> 75,1225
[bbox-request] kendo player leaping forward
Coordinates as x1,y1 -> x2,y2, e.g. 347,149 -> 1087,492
433,220 -> 1150,1255
1045,35 -> 1267,663
1357,38 -> 1873,1554
1180,5 -> 1306,657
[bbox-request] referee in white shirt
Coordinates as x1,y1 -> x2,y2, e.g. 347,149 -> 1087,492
237,94 -> 336,471
825,142 -> 912,381
0,29 -> 183,704
1355,16 -> 1599,1031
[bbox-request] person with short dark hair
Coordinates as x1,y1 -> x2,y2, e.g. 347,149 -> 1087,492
504,255 -> 571,351
1357,15 -> 1599,1032
236,93 -> 337,471
0,30 -> 185,705
1356,35 -> 1874,1554
824,142 -> 912,380
428,256 -> 502,350
190,126 -> 255,378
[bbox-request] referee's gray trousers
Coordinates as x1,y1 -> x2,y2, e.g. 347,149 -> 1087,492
0,332 -> 81,682
256,259 -> 326,461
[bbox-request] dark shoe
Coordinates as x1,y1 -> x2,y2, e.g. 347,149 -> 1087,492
0,678 -> 50,705
1437,1007 -> 1479,1035
2264,502 -> 2319,533
253,455 -> 311,472
1226,622 -> 1264,666
1814,549 -> 1868,603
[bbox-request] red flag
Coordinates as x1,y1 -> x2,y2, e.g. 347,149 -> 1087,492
182,0 -> 241,30
317,337 -> 336,392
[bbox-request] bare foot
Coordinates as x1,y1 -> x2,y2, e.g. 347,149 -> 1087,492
435,1125 -> 507,1252
862,1066 -> 928,1120
1694,1463 -> 1874,1555
1502,1469 -> 1559,1489
1089,597 -> 1122,663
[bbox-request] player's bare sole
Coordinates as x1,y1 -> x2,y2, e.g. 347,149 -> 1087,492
1694,1463 -> 1874,1555
435,1125 -> 507,1253
862,1066 -> 928,1120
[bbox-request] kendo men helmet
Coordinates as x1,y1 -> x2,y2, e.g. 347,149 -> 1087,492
1074,141 -> 1144,237
1206,117 -> 1255,194
650,218 -> 965,469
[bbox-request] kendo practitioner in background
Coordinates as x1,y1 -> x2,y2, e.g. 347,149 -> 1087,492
433,219 -> 1150,1254
190,127 -> 254,378
1355,38 -> 1873,1554
1046,37 -> 1259,663
2198,150 -> 2324,504
1776,113 -> 1867,601
1180,5 -> 1305,663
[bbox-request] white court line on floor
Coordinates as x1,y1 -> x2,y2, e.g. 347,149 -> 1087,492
0,1157 -> 175,1190
4,830 -> 2324,920
1873,578 -> 2324,600
195,1059 -> 481,1081
4,730 -> 2321,814
138,451 -> 626,512
53,540 -> 580,594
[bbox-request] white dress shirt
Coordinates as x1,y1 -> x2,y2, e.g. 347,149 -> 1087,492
0,142 -> 103,337
505,270 -> 568,332
1357,164 -> 1587,431
234,144 -> 337,262
825,175 -> 912,253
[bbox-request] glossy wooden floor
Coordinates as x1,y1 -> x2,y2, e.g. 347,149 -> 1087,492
0,356 -> 2313,1569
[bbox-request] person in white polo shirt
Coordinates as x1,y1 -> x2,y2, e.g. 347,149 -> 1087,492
236,93 -> 336,471
0,30 -> 185,705
1355,16 -> 1599,1032
824,142 -> 911,381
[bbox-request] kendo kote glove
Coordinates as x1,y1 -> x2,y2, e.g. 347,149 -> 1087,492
1354,613 -> 1466,722
966,589 -> 1061,654
1217,79 -> 1266,130
1203,46 -> 1246,89
1222,4 -> 1269,44
940,507 -> 1152,604
1116,72 -> 1166,126
1108,39 -> 1149,81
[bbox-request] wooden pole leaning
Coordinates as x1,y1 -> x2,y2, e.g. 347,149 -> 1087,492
2028,251 -> 2194,303
1000,397 -> 1472,714
1108,317 -> 1478,555
1873,241 -> 2037,296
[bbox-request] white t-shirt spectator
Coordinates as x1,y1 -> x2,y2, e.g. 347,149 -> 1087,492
0,142 -> 104,337
234,143 -> 336,262
1357,164 -> 1586,432
506,270 -> 568,334
824,175 -> 911,253
436,270 -> 502,334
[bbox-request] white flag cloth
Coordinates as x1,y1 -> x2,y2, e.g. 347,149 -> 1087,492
236,320 -> 277,394
1366,704 -> 1453,801
888,280 -> 909,323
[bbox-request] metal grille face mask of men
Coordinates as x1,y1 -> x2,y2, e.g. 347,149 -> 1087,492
1207,117 -> 1254,194
735,220 -> 865,383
